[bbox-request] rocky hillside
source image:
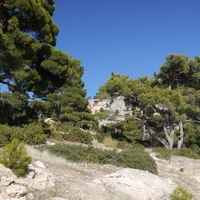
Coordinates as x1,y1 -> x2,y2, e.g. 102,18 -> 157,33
0,146 -> 200,200
88,96 -> 132,125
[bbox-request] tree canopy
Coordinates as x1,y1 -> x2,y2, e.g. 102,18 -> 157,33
0,0 -> 96,130
97,54 -> 200,149
0,0 -> 84,98
0,1 -> 200,151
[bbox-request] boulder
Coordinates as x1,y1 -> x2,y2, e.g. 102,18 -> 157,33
34,161 -> 46,168
6,184 -> 27,198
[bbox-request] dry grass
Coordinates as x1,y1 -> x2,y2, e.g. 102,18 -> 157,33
26,145 -> 68,167
26,145 -> 97,171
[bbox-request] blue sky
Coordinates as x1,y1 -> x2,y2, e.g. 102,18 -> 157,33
53,0 -> 200,98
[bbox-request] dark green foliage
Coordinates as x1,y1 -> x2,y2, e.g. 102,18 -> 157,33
37,144 -> 157,174
169,185 -> 193,200
94,109 -> 113,120
117,141 -> 145,150
173,148 -> 199,159
63,127 -> 93,144
154,54 -> 190,90
0,139 -> 32,177
99,119 -> 144,147
184,123 -> 200,147
0,124 -> 13,147
47,86 -> 98,129
154,147 -> 200,160
0,123 -> 47,146
0,92 -> 29,126
154,147 -> 172,160
22,122 -> 47,145
0,0 -> 60,96
111,149 -> 157,174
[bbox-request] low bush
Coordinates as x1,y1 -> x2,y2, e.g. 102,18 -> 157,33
63,127 -> 93,144
37,144 -> 157,174
103,136 -> 119,148
154,146 -> 200,160
0,124 -> 14,147
173,147 -> 199,159
169,185 -> 193,200
0,138 -> 32,177
154,147 -> 172,160
117,141 -> 145,150
22,122 -> 47,145
0,123 -> 47,146
111,149 -> 158,174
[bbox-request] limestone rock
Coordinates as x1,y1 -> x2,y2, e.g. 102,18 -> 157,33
110,96 -> 126,111
0,164 -> 17,186
88,96 -> 132,125
6,184 -> 27,198
92,168 -> 175,200
34,161 -> 46,168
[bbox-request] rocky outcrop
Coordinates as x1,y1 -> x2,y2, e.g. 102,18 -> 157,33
88,98 -> 110,114
88,96 -> 129,113
88,96 -> 132,125
0,161 -> 55,200
92,168 -> 175,200
1,153 -> 200,199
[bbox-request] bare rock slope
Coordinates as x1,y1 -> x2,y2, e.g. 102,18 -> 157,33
1,148 -> 200,200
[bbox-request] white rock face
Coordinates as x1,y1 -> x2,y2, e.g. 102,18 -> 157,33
92,168 -> 175,200
0,162 -> 55,200
6,184 -> 27,198
88,96 -> 132,125
88,99 -> 110,114
110,96 -> 126,111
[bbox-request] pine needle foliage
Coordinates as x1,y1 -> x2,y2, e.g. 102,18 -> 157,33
0,138 -> 32,177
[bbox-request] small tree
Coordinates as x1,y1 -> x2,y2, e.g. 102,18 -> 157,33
0,138 -> 32,177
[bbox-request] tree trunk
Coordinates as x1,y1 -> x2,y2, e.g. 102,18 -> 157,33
142,124 -> 148,140
144,121 -> 170,148
38,110 -> 42,122
163,122 -> 174,149
140,109 -> 148,140
177,121 -> 184,149
55,100 -> 61,122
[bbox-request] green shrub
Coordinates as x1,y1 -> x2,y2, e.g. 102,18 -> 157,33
0,139 -> 32,177
154,147 -> 172,160
173,147 -> 199,159
0,124 -> 13,147
117,141 -> 145,150
10,126 -> 25,141
154,146 -> 200,161
0,123 -> 47,146
63,127 -> 93,144
56,122 -> 73,133
22,122 -> 47,145
112,149 -> 158,175
170,185 -> 193,200
103,136 -> 119,148
96,131 -> 111,143
37,144 -> 157,174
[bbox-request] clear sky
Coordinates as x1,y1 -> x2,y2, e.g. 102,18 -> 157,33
53,0 -> 200,98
